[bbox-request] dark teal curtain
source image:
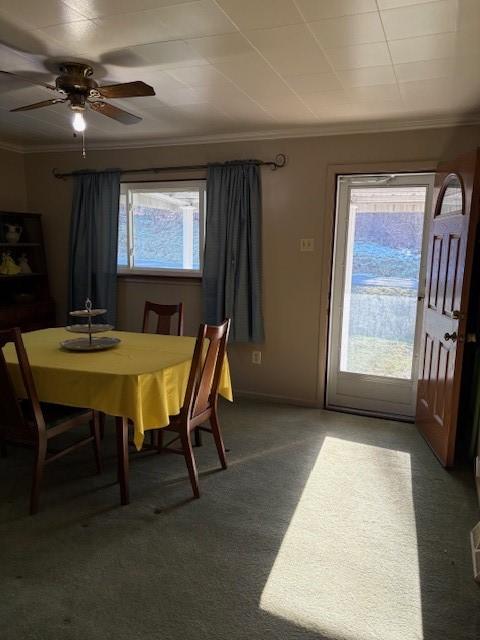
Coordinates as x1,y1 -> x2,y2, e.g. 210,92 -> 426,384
203,162 -> 264,343
68,170 -> 121,324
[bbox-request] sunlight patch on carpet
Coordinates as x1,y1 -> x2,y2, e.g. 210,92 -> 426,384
260,436 -> 423,640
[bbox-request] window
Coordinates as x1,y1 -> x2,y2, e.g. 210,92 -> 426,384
117,181 -> 205,276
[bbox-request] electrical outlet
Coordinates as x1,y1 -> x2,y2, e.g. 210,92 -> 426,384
300,238 -> 314,252
252,350 -> 262,365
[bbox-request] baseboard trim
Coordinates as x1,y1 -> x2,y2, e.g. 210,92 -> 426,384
326,403 -> 414,424
233,389 -> 322,408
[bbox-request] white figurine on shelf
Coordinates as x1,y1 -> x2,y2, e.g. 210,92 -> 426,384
18,253 -> 32,274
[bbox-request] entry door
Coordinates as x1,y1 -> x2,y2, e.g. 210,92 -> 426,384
327,173 -> 435,419
416,151 -> 480,466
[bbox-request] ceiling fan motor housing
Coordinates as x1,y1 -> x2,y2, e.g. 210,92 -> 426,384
56,63 -> 98,100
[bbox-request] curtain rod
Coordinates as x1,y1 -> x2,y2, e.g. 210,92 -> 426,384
52,153 -> 287,180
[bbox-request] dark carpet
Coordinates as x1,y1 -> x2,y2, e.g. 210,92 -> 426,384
0,399 -> 479,640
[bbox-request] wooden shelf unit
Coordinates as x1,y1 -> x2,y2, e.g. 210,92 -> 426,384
0,211 -> 55,332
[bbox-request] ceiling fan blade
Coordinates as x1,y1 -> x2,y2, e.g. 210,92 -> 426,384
0,70 -> 56,91
96,81 -> 155,99
10,98 -> 66,112
89,101 -> 142,124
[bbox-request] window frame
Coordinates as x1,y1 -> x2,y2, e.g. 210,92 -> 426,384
117,179 -> 206,278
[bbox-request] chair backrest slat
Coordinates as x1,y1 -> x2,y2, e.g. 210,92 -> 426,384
182,320 -> 230,420
142,301 -> 184,336
0,328 -> 45,439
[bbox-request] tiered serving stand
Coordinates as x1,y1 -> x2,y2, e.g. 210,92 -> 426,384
61,298 -> 121,352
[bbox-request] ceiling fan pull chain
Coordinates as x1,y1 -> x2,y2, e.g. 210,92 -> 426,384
82,130 -> 86,159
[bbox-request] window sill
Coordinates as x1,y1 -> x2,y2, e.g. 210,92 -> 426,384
117,272 -> 202,285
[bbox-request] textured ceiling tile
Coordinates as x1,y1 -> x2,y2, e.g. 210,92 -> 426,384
394,57 -> 456,82
296,0 -> 377,21
283,72 -> 343,95
347,83 -> 402,103
214,53 -> 292,97
255,98 -> 316,123
326,42 -> 391,70
91,12 -> 174,49
63,0 -> 193,19
37,19 -> 100,53
216,0 -> 302,30
165,65 -> 232,88
247,24 -> 332,75
399,76 -> 456,107
148,1 -> 236,39
0,0 -> 88,29
309,12 -> 385,49
377,0 -> 440,8
130,40 -> 209,68
381,0 -> 459,41
301,90 -> 351,113
187,33 -> 254,62
388,32 -> 457,64
338,65 -> 397,87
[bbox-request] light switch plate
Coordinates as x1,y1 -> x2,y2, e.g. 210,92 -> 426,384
300,238 -> 314,252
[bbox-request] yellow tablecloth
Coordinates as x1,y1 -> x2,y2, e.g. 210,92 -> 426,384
3,328 -> 233,450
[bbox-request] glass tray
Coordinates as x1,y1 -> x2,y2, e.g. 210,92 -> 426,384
66,324 -> 113,334
60,337 -> 121,352
69,309 -> 107,318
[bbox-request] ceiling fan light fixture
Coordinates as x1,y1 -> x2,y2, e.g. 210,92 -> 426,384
72,107 -> 86,132
2,63 -> 155,155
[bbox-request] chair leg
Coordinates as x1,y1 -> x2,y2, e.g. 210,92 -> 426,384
115,417 -> 129,506
194,427 -> 202,447
91,412 -> 102,474
30,438 -> 47,515
149,430 -> 159,447
210,409 -> 227,470
157,429 -> 164,453
99,412 -> 106,440
181,430 -> 200,498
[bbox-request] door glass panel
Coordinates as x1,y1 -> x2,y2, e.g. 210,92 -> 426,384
437,176 -> 463,217
340,186 -> 428,379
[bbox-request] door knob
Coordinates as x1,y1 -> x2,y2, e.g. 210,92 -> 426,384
444,332 -> 457,342
452,310 -> 462,319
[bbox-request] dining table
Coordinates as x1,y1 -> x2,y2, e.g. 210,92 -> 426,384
3,327 -> 233,505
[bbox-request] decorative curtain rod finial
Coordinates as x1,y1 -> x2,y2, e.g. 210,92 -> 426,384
272,153 -> 287,170
52,168 -> 67,180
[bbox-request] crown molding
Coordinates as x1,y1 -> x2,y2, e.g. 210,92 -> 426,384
0,140 -> 24,153
3,113 -> 480,155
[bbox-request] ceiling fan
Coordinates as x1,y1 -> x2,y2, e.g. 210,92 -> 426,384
1,62 -> 155,133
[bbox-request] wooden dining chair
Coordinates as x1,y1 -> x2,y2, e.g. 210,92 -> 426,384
97,302 -> 185,443
158,319 -> 230,498
142,301 -> 184,336
0,327 -> 102,514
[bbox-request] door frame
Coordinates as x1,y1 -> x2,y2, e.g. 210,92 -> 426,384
326,172 -> 435,419
317,160 -> 437,409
